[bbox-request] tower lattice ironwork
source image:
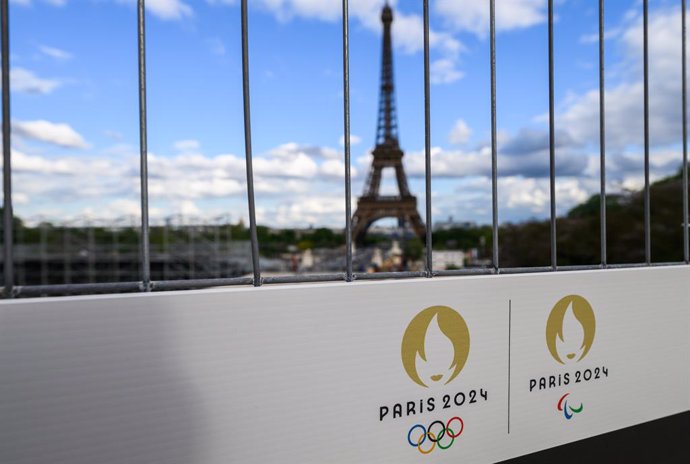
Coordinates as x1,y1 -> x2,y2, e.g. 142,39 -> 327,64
351,3 -> 425,244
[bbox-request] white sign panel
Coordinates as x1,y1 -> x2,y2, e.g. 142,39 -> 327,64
1,267 -> 689,463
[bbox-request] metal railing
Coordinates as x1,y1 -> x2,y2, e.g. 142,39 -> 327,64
1,0 -> 689,298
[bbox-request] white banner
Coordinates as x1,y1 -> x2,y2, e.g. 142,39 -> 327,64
1,267 -> 689,463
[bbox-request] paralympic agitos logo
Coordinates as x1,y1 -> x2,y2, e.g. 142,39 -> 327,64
529,294 -> 608,423
557,393 -> 584,420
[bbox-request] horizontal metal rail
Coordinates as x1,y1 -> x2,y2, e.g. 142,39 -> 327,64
16,282 -> 144,298
262,273 -> 347,285
8,262 -> 688,297
152,277 -> 254,292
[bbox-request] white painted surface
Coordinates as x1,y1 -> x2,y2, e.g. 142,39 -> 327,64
0,267 -> 688,463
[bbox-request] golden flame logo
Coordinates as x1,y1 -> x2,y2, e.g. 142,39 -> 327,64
401,306 -> 470,388
546,295 -> 596,364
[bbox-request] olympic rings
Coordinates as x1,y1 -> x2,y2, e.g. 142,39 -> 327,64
427,420 -> 446,442
437,428 -> 455,450
446,416 -> 464,438
406,416 -> 465,454
407,425 -> 426,447
417,431 -> 436,455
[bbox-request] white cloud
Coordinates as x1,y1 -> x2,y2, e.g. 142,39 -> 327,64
39,45 -> 73,60
255,150 -> 318,178
9,7 -> 687,227
13,120 -> 89,149
259,194 -> 346,227
579,27 -> 622,45
12,149 -> 95,176
432,58 -> 464,85
10,68 -> 61,95
6,136 -> 367,225
430,175 -> 595,224
436,0 -> 546,37
103,130 -> 124,141
320,158 -> 355,178
245,0 -> 345,22
399,129 -> 588,180
558,6 -> 684,151
216,1 -> 465,86
503,5 -> 689,197
425,5 -> 689,223
237,1 -> 415,47
8,141 -> 350,208
9,135 -> 672,227
173,139 -> 201,152
268,142 -> 341,160
176,199 -> 202,216
206,38 -> 226,56
14,192 -> 30,204
148,0 -> 192,19
116,0 -> 192,21
10,0 -> 66,6
339,134 -> 362,147
449,119 -> 471,145
106,198 -> 146,217
500,176 -> 589,215
147,153 -> 247,200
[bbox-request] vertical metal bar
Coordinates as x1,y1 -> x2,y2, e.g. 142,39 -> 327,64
163,218 -> 169,280
548,0 -> 557,270
40,223 -> 48,285
643,0 -> 651,265
63,226 -> 71,284
241,0 -> 261,286
214,221 -> 221,278
226,215 -> 232,279
490,0 -> 499,271
188,219 -> 195,279
683,0 -> 689,264
112,227 -> 120,282
342,0 -> 353,282
16,222 -> 22,285
423,0 -> 433,277
599,0 -> 607,267
137,0 -> 151,291
87,221 -> 95,283
1,0 -> 13,298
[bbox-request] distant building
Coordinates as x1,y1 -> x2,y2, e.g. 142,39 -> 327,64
432,250 -> 466,270
433,216 -> 477,231
300,249 -> 314,270
371,248 -> 384,268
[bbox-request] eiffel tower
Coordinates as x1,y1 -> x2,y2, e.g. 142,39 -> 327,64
351,2 -> 426,244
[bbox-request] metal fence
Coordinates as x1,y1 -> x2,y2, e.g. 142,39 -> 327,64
9,215 -> 252,287
1,0 -> 689,298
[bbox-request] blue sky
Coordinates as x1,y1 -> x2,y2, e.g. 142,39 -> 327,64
5,0 -> 689,229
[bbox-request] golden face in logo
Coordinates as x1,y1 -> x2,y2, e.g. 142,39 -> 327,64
546,295 -> 596,364
401,305 -> 470,388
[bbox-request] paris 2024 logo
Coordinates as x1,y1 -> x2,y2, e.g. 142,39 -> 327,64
546,295 -> 596,365
401,305 -> 470,388
543,295 -> 603,421
396,305 -> 482,454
